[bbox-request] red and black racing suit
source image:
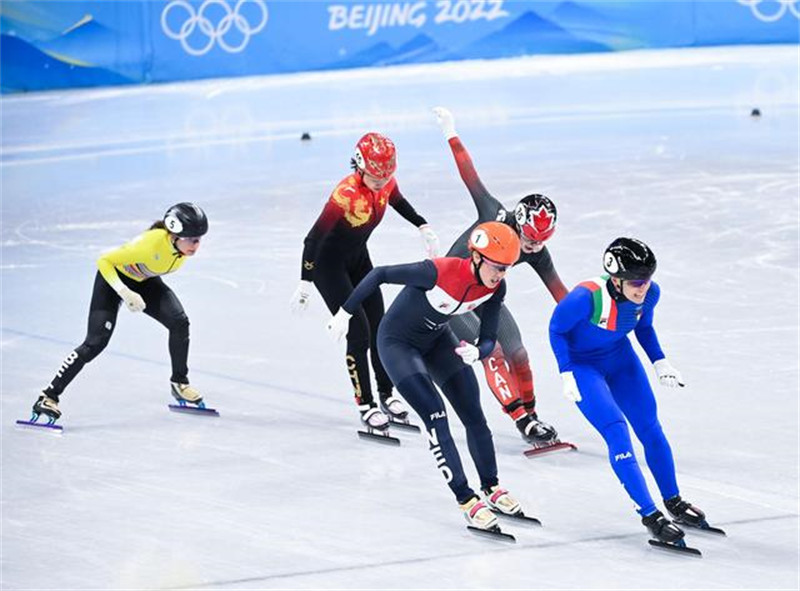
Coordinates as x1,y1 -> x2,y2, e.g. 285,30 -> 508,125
301,172 -> 428,409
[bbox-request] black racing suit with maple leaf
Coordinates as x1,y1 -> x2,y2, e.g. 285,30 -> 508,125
444,137 -> 568,422
301,172 -> 429,408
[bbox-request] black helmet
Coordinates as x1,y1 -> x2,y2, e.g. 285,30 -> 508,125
514,194 -> 557,242
603,237 -> 656,280
163,202 -> 208,237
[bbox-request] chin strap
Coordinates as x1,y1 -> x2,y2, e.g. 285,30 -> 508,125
606,277 -> 627,302
472,255 -> 486,287
171,236 -> 184,257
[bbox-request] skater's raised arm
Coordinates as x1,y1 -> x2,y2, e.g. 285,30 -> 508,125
433,107 -> 502,221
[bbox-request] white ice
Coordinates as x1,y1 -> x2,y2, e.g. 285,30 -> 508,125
1,45 -> 798,590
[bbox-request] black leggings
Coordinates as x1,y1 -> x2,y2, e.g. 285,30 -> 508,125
313,247 -> 392,406
44,272 -> 190,399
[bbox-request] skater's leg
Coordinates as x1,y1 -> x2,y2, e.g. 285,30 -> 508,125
427,329 -> 498,493
610,348 -> 678,501
138,277 -> 201,404
572,364 -> 658,517
495,304 -> 558,442
315,256 -> 379,411
139,277 -> 189,382
43,272 -> 121,400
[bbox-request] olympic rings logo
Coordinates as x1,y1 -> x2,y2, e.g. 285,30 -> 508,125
161,0 -> 268,56
738,0 -> 800,22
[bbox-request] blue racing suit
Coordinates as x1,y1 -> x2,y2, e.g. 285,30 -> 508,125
549,276 -> 679,516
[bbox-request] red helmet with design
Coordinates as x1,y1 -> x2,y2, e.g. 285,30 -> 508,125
514,194 -> 557,242
353,132 -> 397,180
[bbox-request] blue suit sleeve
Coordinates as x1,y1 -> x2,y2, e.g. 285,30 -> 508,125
475,281 -> 506,358
549,287 -> 592,372
634,282 -> 666,363
342,260 -> 437,314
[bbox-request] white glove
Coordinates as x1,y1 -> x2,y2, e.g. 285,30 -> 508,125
117,286 -> 146,313
454,340 -> 480,365
326,308 -> 352,343
419,224 -> 440,259
290,280 -> 314,313
432,106 -> 457,140
561,371 -> 581,402
654,358 -> 685,388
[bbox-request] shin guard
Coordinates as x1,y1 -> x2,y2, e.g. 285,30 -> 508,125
509,348 -> 536,413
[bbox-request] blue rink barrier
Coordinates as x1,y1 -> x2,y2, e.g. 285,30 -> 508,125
1,0 -> 798,93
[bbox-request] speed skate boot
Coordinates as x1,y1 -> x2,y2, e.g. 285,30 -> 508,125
32,392 -> 61,423
460,496 -> 499,530
664,495 -> 706,528
642,510 -> 685,544
379,393 -> 408,421
482,485 -> 522,516
358,403 -> 390,431
170,382 -> 204,407
516,414 -> 557,445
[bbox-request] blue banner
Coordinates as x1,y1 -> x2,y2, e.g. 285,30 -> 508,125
2,0 -> 798,93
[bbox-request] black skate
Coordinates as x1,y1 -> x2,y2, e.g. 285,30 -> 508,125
665,495 -> 726,536
518,415 -> 577,457
517,414 -> 557,443
357,404 -> 399,445
642,510 -> 700,556
16,393 -> 64,433
379,394 -> 420,433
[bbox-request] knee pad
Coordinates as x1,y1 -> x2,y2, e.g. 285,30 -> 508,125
509,347 -> 529,366
443,373 -> 491,431
167,313 -> 190,337
76,335 -> 111,363
638,419 -> 668,450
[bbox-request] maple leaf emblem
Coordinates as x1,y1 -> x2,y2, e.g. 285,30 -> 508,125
532,206 -> 554,232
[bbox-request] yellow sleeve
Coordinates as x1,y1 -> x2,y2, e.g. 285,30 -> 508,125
96,230 -> 162,289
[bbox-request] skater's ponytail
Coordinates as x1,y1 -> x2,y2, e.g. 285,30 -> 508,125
149,220 -> 168,231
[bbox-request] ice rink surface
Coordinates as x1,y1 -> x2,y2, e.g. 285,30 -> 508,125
1,44 -> 798,590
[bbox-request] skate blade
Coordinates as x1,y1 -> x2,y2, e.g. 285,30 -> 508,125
168,404 -> 219,417
523,440 -> 577,458
357,429 -> 401,446
678,520 -> 727,536
648,539 -> 702,556
387,417 -> 421,432
494,511 -> 542,526
467,525 -> 516,543
15,419 -> 63,434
